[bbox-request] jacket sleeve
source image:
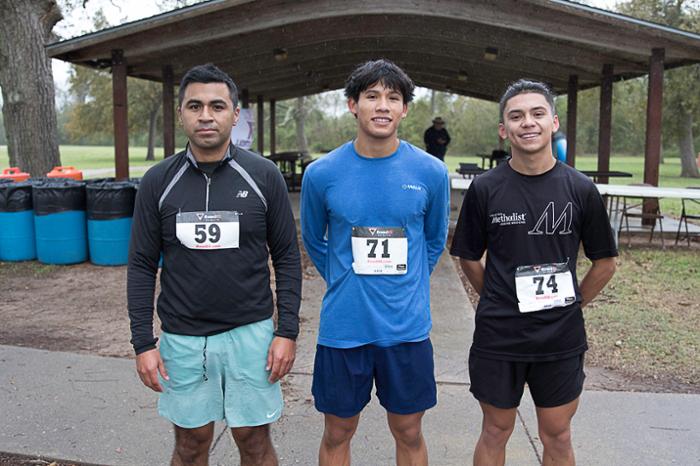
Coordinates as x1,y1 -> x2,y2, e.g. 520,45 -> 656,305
424,169 -> 450,274
300,169 -> 329,281
265,168 -> 302,340
127,171 -> 162,355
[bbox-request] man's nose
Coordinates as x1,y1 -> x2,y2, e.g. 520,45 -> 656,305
199,106 -> 213,120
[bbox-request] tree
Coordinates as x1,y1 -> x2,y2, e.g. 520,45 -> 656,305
617,0 -> 700,177
0,0 -> 63,175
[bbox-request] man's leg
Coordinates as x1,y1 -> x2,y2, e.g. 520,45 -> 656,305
231,424 -> 278,466
473,402 -> 517,466
171,422 -> 214,466
387,411 -> 428,466
319,413 -> 361,466
536,398 -> 579,466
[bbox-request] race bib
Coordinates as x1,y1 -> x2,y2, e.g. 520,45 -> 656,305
176,211 -> 239,250
514,262 -> 576,313
351,226 -> 407,275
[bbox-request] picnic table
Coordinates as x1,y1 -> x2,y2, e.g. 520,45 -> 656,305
266,151 -> 314,191
579,170 -> 633,183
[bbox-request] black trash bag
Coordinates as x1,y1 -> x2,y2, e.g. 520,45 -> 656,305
0,180 -> 34,212
32,178 -> 86,216
86,179 -> 138,220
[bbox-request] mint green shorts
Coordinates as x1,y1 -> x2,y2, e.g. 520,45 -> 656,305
158,318 -> 283,429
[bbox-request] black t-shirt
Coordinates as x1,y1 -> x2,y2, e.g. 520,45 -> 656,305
450,161 -> 618,362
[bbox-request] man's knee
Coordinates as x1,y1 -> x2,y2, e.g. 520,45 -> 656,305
232,425 -> 272,457
539,424 -> 572,452
323,415 -> 359,448
388,415 -> 424,449
482,420 -> 515,448
173,424 -> 214,463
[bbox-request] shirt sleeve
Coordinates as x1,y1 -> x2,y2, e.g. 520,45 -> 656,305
265,168 -> 302,340
300,169 -> 329,281
424,169 -> 450,274
581,183 -> 619,260
127,171 -> 162,355
450,182 -> 487,261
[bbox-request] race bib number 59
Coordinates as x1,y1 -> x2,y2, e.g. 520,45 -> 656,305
176,211 -> 239,250
514,262 -> 576,313
351,226 -> 407,275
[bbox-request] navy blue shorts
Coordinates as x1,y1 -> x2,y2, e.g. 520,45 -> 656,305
312,339 -> 437,418
469,352 -> 585,409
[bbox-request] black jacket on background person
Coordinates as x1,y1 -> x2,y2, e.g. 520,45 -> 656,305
423,127 -> 451,160
127,144 -> 301,355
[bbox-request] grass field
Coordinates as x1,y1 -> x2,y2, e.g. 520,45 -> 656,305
579,247 -> 700,389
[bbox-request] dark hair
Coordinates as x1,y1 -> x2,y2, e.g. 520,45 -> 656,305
499,79 -> 556,122
178,63 -> 239,107
344,59 -> 415,104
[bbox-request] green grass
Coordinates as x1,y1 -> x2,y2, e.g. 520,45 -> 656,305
579,248 -> 700,388
0,145 -> 172,178
447,153 -> 700,217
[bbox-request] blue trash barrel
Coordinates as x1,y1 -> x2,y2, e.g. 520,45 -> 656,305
86,179 -> 137,266
0,180 -> 36,261
32,178 -> 87,265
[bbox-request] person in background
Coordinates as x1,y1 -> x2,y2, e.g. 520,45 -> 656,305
424,116 -> 451,161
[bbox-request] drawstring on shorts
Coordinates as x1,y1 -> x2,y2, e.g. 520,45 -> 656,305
202,336 -> 209,382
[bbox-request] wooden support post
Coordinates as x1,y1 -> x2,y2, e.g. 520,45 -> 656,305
241,89 -> 249,109
597,64 -> 614,184
270,99 -> 276,155
111,49 -> 129,180
257,95 -> 264,155
162,65 -> 175,158
566,74 -> 578,167
643,48 -> 665,224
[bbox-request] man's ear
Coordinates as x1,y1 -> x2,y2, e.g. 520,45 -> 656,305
347,98 -> 358,118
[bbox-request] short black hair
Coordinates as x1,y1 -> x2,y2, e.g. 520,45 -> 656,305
178,63 -> 239,107
499,79 -> 556,122
344,59 -> 415,104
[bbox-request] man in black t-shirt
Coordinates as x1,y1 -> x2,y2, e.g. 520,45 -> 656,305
450,79 -> 617,466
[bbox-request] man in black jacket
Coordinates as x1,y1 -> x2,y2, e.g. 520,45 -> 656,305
128,63 -> 301,466
423,116 -> 451,161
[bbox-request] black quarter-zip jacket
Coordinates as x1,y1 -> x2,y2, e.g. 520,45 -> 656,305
127,145 -> 301,355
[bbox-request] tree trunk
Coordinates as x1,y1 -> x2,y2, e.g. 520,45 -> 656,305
145,105 -> 159,161
0,0 -> 62,176
294,96 -> 309,153
678,108 -> 699,178
430,89 -> 437,117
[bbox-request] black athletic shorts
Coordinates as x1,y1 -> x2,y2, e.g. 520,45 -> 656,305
468,351 -> 585,409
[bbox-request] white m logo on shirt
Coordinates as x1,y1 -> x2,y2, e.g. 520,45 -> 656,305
528,202 -> 573,235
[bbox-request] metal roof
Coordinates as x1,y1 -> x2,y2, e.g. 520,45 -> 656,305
47,0 -> 700,101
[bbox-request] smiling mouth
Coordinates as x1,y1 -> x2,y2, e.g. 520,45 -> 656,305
372,117 -> 392,124
520,132 -> 540,140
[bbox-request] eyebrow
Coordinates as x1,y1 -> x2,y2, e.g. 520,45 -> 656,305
507,106 -> 547,115
184,98 -> 229,106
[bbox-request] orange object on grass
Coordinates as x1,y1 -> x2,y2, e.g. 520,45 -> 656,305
47,166 -> 83,181
0,167 -> 30,182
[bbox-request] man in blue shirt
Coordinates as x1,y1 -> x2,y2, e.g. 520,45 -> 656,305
301,59 -> 449,466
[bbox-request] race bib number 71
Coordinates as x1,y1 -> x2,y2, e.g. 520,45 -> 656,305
514,262 -> 576,313
176,211 -> 239,250
351,226 -> 407,275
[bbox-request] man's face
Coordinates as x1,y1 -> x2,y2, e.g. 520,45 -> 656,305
347,82 -> 407,141
178,82 -> 240,153
498,92 -> 559,156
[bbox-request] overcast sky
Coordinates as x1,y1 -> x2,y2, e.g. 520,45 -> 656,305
51,0 -> 620,95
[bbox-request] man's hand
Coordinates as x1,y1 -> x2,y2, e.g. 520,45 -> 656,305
266,337 -> 296,383
136,348 -> 169,392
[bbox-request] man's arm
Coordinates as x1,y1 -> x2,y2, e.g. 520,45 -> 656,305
424,170 -> 450,274
300,168 -> 329,279
579,257 -> 616,308
459,259 -> 485,295
265,168 -> 302,382
127,172 -> 166,391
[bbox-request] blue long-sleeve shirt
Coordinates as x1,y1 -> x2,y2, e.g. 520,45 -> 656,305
301,140 -> 450,348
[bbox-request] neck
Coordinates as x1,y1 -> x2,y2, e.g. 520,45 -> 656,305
354,135 -> 400,159
189,143 -> 229,163
508,146 -> 557,175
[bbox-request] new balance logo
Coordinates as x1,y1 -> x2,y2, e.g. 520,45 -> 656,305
236,190 -> 249,198
528,202 -> 573,235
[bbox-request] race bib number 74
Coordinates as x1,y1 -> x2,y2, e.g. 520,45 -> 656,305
351,226 -> 407,275
514,262 -> 576,313
176,211 -> 239,250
